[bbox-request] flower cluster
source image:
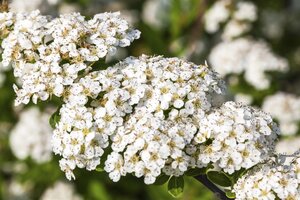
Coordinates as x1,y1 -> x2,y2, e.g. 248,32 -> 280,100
204,0 -> 257,40
0,10 -> 140,105
195,101 -> 279,174
52,55 -> 226,182
209,38 -> 288,90
9,107 -> 53,163
263,92 -> 300,135
233,157 -> 300,199
41,181 -> 82,200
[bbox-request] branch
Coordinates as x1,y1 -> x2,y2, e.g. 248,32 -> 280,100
194,175 -> 231,200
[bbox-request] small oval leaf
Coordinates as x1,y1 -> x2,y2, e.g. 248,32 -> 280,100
154,175 -> 170,185
168,176 -> 184,198
207,171 -> 232,187
49,110 -> 60,129
225,191 -> 236,199
95,167 -> 104,172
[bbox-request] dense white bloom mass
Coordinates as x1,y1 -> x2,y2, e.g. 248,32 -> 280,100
9,107 -> 53,163
233,158 -> 300,199
52,55 -> 226,182
49,55 -> 279,184
0,10 -> 140,105
41,181 -> 82,200
195,101 -> 279,174
209,38 -> 288,89
263,92 -> 300,135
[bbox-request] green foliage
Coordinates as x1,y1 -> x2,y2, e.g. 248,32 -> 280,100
225,190 -> 236,199
167,176 -> 184,198
49,108 -> 61,129
154,174 -> 170,185
185,168 -> 206,177
206,171 -> 232,187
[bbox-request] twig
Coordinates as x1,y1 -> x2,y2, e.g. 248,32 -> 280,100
194,175 -> 231,200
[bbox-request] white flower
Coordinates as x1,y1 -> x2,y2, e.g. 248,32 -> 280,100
233,158 -> 300,200
41,181 -> 82,200
142,0 -> 170,29
9,107 -> 53,163
104,152 -> 126,182
204,0 -> 230,33
234,93 -> 253,105
209,38 -> 288,90
204,0 -> 257,39
263,92 -> 300,135
1,11 -> 140,105
52,55 -> 225,182
222,20 -> 251,40
195,101 -> 279,174
234,1 -> 257,21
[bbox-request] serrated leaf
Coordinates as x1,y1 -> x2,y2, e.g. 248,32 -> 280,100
225,191 -> 236,199
168,176 -> 184,198
153,174 -> 170,185
207,171 -> 232,187
49,109 -> 60,129
185,168 -> 206,176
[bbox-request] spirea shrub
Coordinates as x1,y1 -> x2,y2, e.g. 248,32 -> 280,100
0,9 -> 298,199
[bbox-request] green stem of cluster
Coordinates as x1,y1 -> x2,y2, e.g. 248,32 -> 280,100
194,175 -> 231,200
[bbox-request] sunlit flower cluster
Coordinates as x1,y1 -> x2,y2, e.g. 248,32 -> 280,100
9,107 -> 53,163
52,55 -> 225,183
209,38 -> 288,90
195,101 -> 279,174
233,157 -> 300,199
41,181 -> 82,200
0,10 -> 140,105
204,0 -> 257,40
263,92 -> 300,135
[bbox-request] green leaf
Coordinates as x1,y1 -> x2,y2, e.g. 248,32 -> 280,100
95,167 -> 104,172
49,109 -> 61,129
185,168 -> 206,176
207,171 -> 232,187
153,174 -> 170,185
225,191 -> 236,199
168,176 -> 184,198
88,181 -> 111,200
